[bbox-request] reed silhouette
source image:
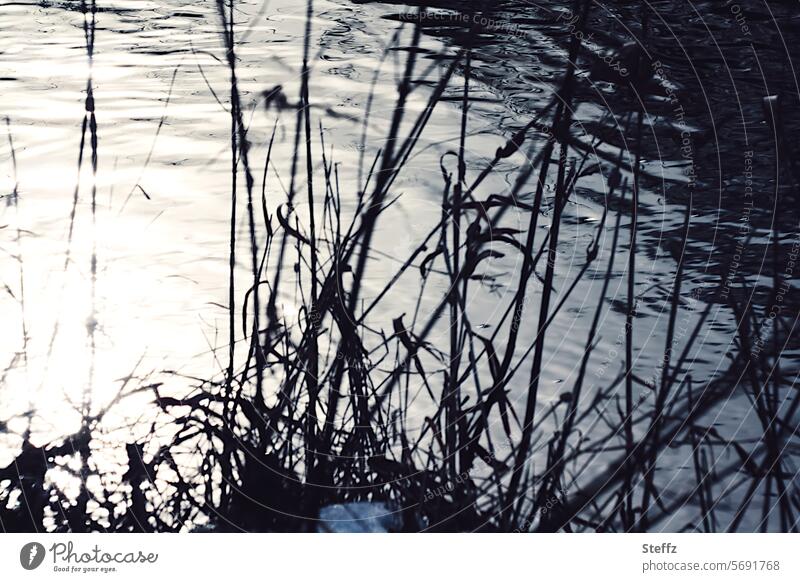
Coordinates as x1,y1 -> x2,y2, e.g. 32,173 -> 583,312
1,0 -> 797,533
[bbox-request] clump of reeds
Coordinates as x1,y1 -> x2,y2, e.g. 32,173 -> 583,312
2,0 -> 797,534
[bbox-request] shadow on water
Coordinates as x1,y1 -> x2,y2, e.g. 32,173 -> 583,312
365,0 -> 800,273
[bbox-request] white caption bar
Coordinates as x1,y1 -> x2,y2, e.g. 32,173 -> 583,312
1,533 -> 798,581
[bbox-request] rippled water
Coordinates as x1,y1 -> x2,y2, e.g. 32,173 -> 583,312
1,0 -> 420,448
1,0 -> 798,530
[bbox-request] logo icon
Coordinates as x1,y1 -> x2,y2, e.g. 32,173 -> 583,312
20,542 -> 46,570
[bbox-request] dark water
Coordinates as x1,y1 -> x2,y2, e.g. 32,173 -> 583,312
359,0 -> 800,291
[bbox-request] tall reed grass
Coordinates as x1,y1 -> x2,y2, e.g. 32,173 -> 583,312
1,0 -> 797,533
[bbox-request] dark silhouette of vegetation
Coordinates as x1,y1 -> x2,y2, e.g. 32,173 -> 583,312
1,0 -> 798,533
